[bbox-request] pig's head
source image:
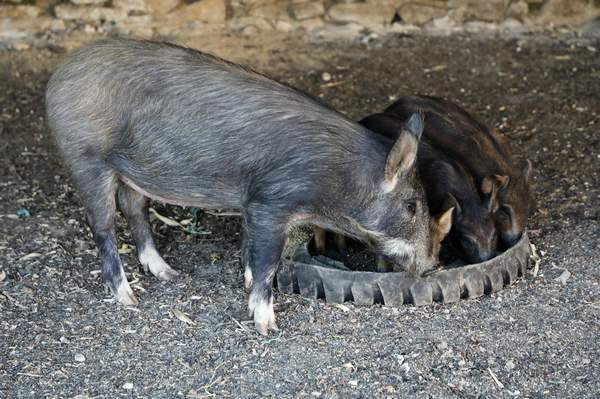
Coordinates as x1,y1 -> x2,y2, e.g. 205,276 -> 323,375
445,193 -> 498,264
348,113 -> 439,275
481,160 -> 533,248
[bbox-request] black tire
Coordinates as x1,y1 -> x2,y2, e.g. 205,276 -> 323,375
276,234 -> 531,306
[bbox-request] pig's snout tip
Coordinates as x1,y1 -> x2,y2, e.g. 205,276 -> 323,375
501,232 -> 522,248
478,251 -> 494,263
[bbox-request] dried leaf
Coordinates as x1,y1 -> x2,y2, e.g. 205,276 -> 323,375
20,252 -> 42,261
149,208 -> 183,228
554,55 -> 571,61
529,243 -> 541,277
173,309 -> 195,325
424,64 -> 447,73
488,368 -> 504,389
118,243 -> 133,254
333,304 -> 350,312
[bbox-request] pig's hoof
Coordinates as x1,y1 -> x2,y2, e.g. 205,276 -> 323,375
154,266 -> 179,281
248,294 -> 278,336
116,281 -> 139,306
139,249 -> 179,281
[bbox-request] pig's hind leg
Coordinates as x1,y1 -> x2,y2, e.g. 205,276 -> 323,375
74,163 -> 138,306
117,185 -> 179,281
244,208 -> 287,335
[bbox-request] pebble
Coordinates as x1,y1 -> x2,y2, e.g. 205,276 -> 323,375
123,382 -> 134,390
74,354 -> 85,362
505,360 -> 516,371
321,72 -> 332,82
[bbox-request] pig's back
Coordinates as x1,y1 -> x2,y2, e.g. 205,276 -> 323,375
384,96 -> 513,180
46,39 -> 379,208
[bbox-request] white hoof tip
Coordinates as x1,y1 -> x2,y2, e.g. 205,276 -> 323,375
118,291 -> 139,306
115,282 -> 139,306
156,267 -> 179,281
255,322 -> 269,336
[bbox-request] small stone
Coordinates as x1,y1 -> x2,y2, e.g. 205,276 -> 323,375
71,0 -> 107,5
0,16 -> 65,40
112,0 -> 147,12
275,19 -> 294,32
13,42 -> 30,50
327,2 -> 396,29
506,1 -> 529,22
313,22 -> 364,39
296,16 -> 324,31
165,0 -> 226,26
54,4 -> 128,22
582,17 -> 600,38
348,380 -> 358,387
448,0 -> 507,23
539,0 -> 591,26
74,354 -> 85,362
398,3 -> 447,26
248,2 -> 288,21
505,360 -> 516,371
437,341 -> 448,351
113,0 -> 181,14
289,1 -> 325,21
321,72 -> 331,82
0,5 -> 42,19
555,269 -> 571,285
240,25 -> 260,36
149,0 -> 181,14
122,382 -> 134,390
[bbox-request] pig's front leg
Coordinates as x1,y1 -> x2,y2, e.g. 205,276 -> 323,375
243,209 -> 287,335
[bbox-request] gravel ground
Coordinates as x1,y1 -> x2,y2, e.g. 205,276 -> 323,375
0,31 -> 599,398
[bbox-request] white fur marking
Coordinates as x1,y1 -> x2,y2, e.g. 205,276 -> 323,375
139,247 -> 179,281
115,273 -> 138,306
381,238 -> 414,259
248,291 -> 277,335
244,265 -> 253,289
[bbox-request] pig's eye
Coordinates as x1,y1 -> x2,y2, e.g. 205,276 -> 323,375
499,205 -> 513,218
406,200 -> 417,215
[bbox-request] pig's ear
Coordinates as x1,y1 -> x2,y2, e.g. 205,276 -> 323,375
481,174 -> 509,195
444,194 -> 462,220
522,159 -> 532,182
434,206 -> 454,240
484,188 -> 500,213
404,112 -> 424,139
383,112 -> 423,190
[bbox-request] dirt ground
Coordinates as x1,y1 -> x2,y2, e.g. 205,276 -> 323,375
0,30 -> 599,398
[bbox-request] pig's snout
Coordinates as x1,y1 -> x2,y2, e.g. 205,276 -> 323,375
376,239 -> 418,273
477,250 -> 494,263
500,231 -> 521,248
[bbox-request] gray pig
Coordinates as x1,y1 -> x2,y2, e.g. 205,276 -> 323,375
46,39 -> 433,334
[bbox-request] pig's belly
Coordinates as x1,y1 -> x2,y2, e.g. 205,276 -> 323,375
117,172 -> 243,210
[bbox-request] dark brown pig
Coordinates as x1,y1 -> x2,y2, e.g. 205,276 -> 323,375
384,96 -> 534,247
361,113 -> 498,264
